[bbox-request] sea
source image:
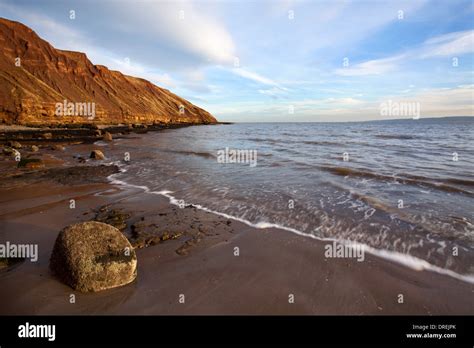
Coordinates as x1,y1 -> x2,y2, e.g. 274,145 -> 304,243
104,117 -> 474,282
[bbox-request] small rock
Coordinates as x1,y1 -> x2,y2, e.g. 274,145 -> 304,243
51,144 -> 65,151
30,145 -> 39,152
41,132 -> 53,140
94,206 -> 130,231
2,146 -> 15,155
103,132 -> 113,141
7,140 -> 21,149
50,221 -> 137,292
90,149 -> 105,160
18,158 -> 44,169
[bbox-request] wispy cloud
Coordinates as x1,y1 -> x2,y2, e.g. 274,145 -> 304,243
421,30 -> 474,57
335,55 -> 405,76
232,68 -> 279,86
335,29 -> 474,77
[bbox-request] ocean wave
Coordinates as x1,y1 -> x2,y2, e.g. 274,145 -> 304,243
106,172 -> 474,285
302,140 -> 341,146
160,149 -> 216,159
375,134 -> 417,140
317,165 -> 473,195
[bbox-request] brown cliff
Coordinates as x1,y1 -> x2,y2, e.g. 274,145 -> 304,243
0,18 -> 217,126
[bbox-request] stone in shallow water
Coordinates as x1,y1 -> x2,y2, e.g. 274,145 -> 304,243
50,221 -> 137,292
90,149 -> 105,160
103,131 -> 113,141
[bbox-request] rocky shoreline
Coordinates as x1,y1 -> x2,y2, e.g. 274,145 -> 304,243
0,123 -> 236,293
0,125 -> 473,314
0,122 -> 211,144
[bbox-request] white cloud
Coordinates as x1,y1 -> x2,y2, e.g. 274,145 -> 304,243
232,68 -> 279,86
335,55 -> 404,76
334,29 -> 474,77
421,30 -> 474,57
232,68 -> 290,98
111,1 -> 236,66
258,86 -> 289,98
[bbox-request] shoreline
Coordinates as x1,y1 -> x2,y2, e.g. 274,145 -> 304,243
149,186 -> 474,285
0,122 -> 222,145
0,128 -> 473,314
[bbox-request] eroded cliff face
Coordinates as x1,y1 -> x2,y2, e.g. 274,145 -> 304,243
0,18 -> 217,126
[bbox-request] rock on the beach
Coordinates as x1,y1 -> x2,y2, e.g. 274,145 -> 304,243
50,221 -> 137,292
2,146 -> 15,155
30,145 -> 39,152
90,149 -> 105,160
41,132 -> 53,140
7,140 -> 21,149
103,131 -> 113,141
19,158 -> 44,169
51,144 -> 65,151
26,161 -> 44,169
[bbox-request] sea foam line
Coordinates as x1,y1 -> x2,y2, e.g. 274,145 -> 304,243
107,172 -> 474,285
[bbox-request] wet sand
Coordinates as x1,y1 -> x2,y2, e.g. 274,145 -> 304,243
0,136 -> 473,315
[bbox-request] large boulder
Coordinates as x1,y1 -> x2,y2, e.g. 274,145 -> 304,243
50,221 -> 137,292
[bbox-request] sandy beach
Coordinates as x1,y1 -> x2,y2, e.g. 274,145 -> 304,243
0,128 -> 473,315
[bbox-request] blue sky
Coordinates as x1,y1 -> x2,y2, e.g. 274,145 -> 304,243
1,0 -> 473,122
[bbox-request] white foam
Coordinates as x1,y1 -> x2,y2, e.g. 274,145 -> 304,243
107,173 -> 474,285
